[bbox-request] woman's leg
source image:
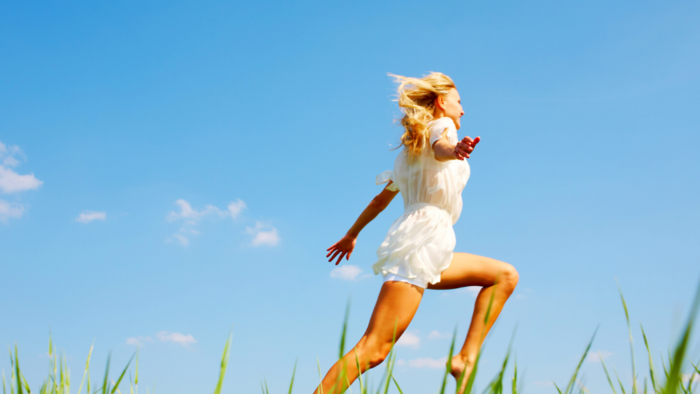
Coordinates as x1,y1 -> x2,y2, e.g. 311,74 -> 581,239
427,253 -> 519,393
313,281 -> 424,394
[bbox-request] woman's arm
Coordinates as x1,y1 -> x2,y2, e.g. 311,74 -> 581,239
326,184 -> 399,265
433,131 -> 481,162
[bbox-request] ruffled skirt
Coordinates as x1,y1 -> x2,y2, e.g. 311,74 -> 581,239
372,203 -> 456,286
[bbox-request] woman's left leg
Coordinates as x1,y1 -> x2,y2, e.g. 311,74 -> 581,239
427,252 -> 519,392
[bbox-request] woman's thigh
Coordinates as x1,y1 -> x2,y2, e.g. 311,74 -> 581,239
362,281 -> 424,344
427,252 -> 513,290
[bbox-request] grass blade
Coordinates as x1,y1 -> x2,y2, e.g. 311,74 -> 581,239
102,353 -> 112,394
438,327 -> 456,394
110,353 -> 135,394
77,342 -> 94,394
213,331 -> 233,394
600,355 -> 618,394
340,301 -> 351,360
380,322 -> 398,394
564,329 -> 597,394
640,325 -> 658,393
353,350 -> 365,394
391,375 -> 403,394
617,280 -> 638,394
288,359 -> 297,394
662,280 -> 700,394
317,357 -> 324,394
14,346 -> 23,394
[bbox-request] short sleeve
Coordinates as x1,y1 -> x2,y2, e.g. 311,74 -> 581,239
429,117 -> 456,147
376,170 -> 399,192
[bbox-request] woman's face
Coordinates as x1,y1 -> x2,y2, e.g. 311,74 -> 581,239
441,88 -> 464,130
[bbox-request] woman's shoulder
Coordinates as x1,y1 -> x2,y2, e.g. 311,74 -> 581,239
427,117 -> 457,145
429,117 -> 456,131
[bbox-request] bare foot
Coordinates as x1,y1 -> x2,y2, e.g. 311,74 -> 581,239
449,354 -> 465,379
449,355 -> 471,394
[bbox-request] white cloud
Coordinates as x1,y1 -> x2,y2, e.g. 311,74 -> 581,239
167,199 -> 227,224
0,166 -> 42,194
167,199 -> 248,246
126,336 -> 153,346
428,330 -> 449,340
0,142 -> 42,194
0,142 -> 42,223
0,142 -> 22,167
586,350 -> 613,363
533,381 -> 554,387
173,234 -> 189,246
396,331 -> 420,349
246,221 -> 280,247
457,287 -> 482,297
683,373 -> 700,384
406,357 -> 447,369
75,211 -> 106,224
330,265 -> 363,281
156,331 -> 197,347
0,199 -> 24,223
227,199 -> 246,218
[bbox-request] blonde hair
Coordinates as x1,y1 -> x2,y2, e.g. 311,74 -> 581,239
389,72 -> 456,156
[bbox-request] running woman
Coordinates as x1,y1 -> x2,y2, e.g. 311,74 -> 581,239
319,72 -> 519,394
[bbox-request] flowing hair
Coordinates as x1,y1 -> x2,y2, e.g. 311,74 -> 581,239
389,72 -> 456,156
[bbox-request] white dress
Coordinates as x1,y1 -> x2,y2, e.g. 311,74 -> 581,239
372,117 -> 471,286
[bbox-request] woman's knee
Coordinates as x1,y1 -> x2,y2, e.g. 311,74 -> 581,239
499,263 -> 519,293
356,340 -> 393,369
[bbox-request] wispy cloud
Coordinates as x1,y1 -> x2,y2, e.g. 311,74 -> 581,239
167,199 -> 248,246
227,199 -> 246,218
125,336 -> 153,346
396,331 -> 420,349
399,357 -> 447,369
330,265 -> 363,281
0,142 -> 42,223
167,199 -> 228,224
75,211 -> 106,224
458,287 -> 482,296
246,221 -> 280,247
172,234 -> 189,246
0,200 -> 24,223
0,142 -> 42,194
156,331 -> 197,347
586,350 -> 613,363
533,381 -> 554,387
428,330 -> 450,340
683,373 -> 700,384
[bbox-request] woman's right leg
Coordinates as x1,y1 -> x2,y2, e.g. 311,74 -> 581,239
313,281 -> 424,394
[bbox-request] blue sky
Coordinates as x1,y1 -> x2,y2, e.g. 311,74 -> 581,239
1,1 -> 699,393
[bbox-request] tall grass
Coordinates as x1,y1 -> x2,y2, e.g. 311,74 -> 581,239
3,282 -> 699,393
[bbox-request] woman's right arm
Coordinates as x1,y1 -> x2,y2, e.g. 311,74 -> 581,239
433,133 -> 480,162
326,184 -> 399,265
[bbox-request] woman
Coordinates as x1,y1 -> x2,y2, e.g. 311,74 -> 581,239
318,72 -> 519,394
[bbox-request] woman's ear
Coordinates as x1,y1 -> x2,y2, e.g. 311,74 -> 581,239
435,95 -> 445,110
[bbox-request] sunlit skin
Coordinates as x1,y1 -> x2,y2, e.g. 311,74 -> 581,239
318,88 -> 518,394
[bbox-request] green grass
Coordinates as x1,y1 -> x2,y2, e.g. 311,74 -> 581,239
3,282 -> 699,394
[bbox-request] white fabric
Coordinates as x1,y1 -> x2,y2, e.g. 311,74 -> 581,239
373,117 -> 471,286
382,273 -> 429,288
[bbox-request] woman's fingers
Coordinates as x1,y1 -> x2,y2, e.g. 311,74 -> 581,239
328,249 -> 341,262
326,245 -> 338,257
335,252 -> 347,265
458,142 -> 474,154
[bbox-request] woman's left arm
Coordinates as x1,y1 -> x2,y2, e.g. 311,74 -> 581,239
326,184 -> 399,265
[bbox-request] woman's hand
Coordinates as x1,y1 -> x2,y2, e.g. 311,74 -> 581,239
453,136 -> 480,160
326,234 -> 357,265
